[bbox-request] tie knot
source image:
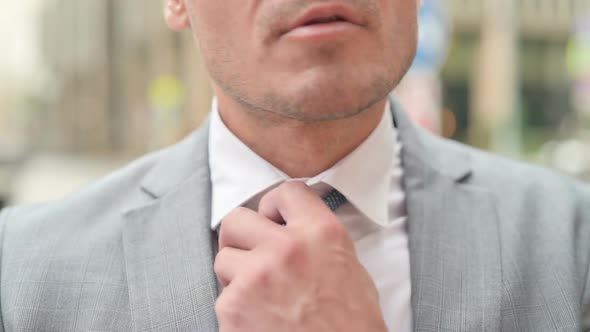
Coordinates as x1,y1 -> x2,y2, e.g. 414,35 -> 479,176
322,189 -> 348,212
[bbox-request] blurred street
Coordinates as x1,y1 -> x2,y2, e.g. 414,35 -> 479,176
0,0 -> 589,205
1,153 -> 127,207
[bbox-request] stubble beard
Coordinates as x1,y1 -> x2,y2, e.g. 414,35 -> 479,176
211,50 -> 412,124
203,0 -> 416,124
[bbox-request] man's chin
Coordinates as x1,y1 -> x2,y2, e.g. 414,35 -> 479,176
275,79 -> 391,122
277,93 -> 385,123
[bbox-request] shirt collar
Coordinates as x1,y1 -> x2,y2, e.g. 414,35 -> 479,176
208,98 -> 396,230
307,107 -> 395,227
208,98 -> 286,230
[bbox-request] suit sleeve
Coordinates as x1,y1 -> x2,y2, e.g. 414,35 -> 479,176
0,208 -> 8,332
579,185 -> 590,330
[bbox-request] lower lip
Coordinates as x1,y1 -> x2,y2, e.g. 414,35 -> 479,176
284,21 -> 360,41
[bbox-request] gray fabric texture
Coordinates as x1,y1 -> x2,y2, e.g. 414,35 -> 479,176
0,95 -> 588,331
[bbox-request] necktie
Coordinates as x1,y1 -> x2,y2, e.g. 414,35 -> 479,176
322,188 -> 348,212
216,189 -> 347,234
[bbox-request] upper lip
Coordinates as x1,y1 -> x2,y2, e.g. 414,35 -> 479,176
285,3 -> 364,33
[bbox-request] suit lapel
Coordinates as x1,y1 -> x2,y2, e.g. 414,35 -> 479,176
122,124 -> 219,332
392,98 -> 503,331
405,175 -> 502,331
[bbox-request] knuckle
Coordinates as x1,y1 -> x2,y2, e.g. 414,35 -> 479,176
272,230 -> 291,246
277,235 -> 306,265
280,180 -> 307,193
213,248 -> 227,275
218,207 -> 249,244
215,293 -> 244,327
239,260 -> 274,293
223,206 -> 249,223
213,259 -> 221,277
243,264 -> 272,289
316,219 -> 348,243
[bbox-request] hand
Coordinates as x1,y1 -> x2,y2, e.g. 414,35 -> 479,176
214,181 -> 387,332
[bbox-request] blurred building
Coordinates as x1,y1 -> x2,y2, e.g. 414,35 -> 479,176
1,0 -> 587,207
35,0 -> 590,155
445,0 -> 590,158
38,0 -> 213,155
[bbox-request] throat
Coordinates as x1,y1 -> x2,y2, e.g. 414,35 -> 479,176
214,93 -> 388,178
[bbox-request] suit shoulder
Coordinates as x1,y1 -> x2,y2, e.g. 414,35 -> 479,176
445,138 -> 588,197
439,138 -> 589,236
425,136 -> 589,230
0,148 -> 165,242
0,122 -> 210,248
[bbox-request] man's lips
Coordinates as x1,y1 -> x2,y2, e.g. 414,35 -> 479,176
283,3 -> 365,36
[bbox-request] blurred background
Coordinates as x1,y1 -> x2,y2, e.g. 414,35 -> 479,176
0,0 -> 589,208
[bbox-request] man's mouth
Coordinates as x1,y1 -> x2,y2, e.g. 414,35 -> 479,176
302,15 -> 347,26
282,3 -> 365,39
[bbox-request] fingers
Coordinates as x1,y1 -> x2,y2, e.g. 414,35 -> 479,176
258,181 -> 337,228
214,247 -> 249,287
216,207 -> 284,288
219,206 -> 284,251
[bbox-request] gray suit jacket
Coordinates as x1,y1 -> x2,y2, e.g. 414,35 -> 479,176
1,97 -> 589,331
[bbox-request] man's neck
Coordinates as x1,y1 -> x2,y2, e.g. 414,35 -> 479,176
215,93 -> 388,179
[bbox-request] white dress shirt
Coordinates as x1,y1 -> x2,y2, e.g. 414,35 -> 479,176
208,98 -> 413,331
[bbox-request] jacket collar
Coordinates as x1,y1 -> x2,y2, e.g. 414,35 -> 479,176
140,120 -> 211,198
390,97 -> 473,183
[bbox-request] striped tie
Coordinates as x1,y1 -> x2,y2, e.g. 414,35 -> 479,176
322,188 -> 347,212
216,188 -> 347,234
